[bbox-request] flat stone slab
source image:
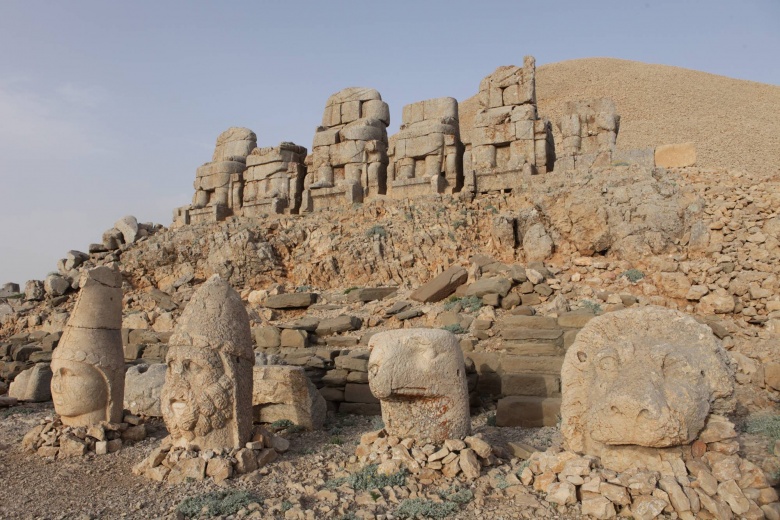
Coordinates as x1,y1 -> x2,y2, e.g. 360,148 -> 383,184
347,287 -> 398,302
264,293 -> 318,309
410,266 -> 467,303
496,396 -> 561,427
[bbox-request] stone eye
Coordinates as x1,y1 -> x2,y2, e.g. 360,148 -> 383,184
598,356 -> 618,372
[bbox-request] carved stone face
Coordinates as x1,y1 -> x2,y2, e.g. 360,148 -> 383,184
368,329 -> 471,444
561,307 -> 734,459
161,345 -> 232,446
579,341 -> 710,447
51,358 -> 108,423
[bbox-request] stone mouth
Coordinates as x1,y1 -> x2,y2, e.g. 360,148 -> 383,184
170,401 -> 187,416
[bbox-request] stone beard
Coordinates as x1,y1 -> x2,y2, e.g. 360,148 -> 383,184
161,344 -> 237,447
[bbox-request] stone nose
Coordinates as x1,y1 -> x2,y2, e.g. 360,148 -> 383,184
607,391 -> 664,421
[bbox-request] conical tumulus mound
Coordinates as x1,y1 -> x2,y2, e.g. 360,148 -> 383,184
161,274 -> 255,451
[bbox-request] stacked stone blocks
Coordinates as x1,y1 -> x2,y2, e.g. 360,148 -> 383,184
387,97 -> 463,198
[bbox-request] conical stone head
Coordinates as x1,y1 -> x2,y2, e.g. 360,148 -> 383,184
51,266 -> 124,426
161,275 -> 254,450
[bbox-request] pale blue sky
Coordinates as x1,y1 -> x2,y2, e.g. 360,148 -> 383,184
1,1 -> 778,284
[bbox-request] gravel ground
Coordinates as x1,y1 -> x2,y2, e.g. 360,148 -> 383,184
0,404 -> 575,520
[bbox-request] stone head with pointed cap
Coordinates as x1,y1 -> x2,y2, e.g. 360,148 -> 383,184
51,266 -> 125,426
161,275 -> 254,450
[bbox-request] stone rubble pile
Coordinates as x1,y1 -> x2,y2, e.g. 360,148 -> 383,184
520,422 -> 780,520
132,424 -> 288,484
355,428 -> 497,484
22,413 -> 147,458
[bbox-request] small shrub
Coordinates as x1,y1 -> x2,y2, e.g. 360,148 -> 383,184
6,293 -> 23,299
443,296 -> 482,313
326,464 -> 407,491
396,498 -> 458,519
339,513 -> 358,520
371,416 -> 385,430
295,285 -> 313,293
366,225 -> 387,238
495,474 -> 510,489
441,323 -> 465,334
744,414 -> 780,449
177,491 -> 261,518
344,286 -> 360,294
440,486 -> 474,505
0,407 -> 36,418
581,299 -> 603,315
281,501 -> 293,512
453,220 -> 466,229
486,413 -> 496,427
612,161 -> 630,167
621,268 -> 645,283
329,436 -> 344,446
270,419 -> 294,429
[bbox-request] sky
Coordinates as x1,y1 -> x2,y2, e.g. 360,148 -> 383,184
1,0 -> 778,285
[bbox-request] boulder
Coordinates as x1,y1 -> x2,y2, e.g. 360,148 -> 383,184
114,215 -> 139,244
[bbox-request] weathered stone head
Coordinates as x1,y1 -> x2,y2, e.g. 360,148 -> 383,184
368,329 -> 471,444
561,306 -> 734,464
161,275 -> 254,450
51,266 -> 124,426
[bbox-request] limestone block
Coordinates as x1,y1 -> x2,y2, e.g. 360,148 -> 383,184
340,120 -> 386,142
561,307 -> 734,469
312,128 -> 340,148
410,265 -> 468,303
264,293 -> 317,309
655,143 -> 696,168
162,275 -> 255,451
24,280 -> 44,301
252,365 -> 326,430
8,363 -> 52,402
44,274 -> 70,297
114,215 -> 139,245
362,100 -> 390,126
368,329 -> 471,443
496,396 -> 561,427
124,363 -> 166,417
51,267 -> 125,427
211,127 -> 257,163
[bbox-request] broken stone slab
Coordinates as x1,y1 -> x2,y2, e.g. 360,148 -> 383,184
8,363 -> 51,402
114,215 -> 139,245
263,293 -> 318,309
24,280 -> 44,301
124,363 -> 166,417
315,315 -> 362,336
253,365 -> 326,430
346,287 -> 398,302
410,265 -> 468,303
465,277 -> 513,298
396,308 -> 423,321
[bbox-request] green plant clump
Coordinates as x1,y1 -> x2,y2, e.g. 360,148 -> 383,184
177,491 -> 261,518
745,414 -> 780,445
366,225 -> 387,238
581,299 -> 603,315
344,286 -> 360,294
621,268 -> 645,283
395,498 -> 459,519
441,323 -> 465,334
326,464 -> 407,491
443,296 -> 482,313
486,413 -> 497,427
439,486 -> 474,505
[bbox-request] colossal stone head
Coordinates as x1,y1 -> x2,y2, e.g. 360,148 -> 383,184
368,329 -> 471,444
161,275 -> 254,451
561,306 -> 734,464
51,267 -> 124,426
